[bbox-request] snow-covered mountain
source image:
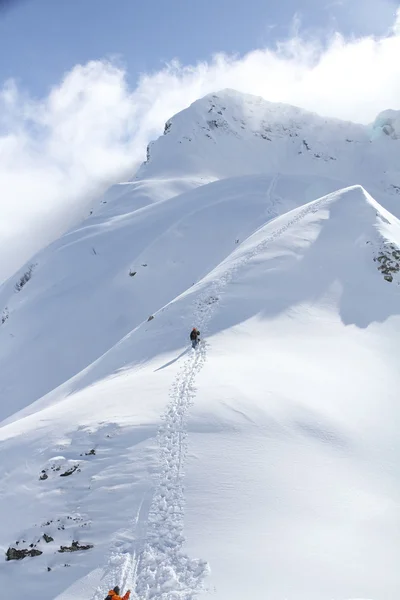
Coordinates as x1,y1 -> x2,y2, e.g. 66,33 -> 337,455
0,90 -> 400,600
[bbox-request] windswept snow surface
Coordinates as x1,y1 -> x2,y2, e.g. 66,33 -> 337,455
1,90 -> 400,600
2,90 -> 400,415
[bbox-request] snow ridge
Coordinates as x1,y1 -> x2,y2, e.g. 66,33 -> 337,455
131,189 -> 331,599
89,291 -> 217,600
81,178 -> 332,600
134,299 -> 214,599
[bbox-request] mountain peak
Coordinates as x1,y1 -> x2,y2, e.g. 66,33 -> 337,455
1,89 -> 400,600
135,90 -> 399,194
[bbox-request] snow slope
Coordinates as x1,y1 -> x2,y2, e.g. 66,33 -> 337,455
0,90 -> 400,600
0,172 -> 334,420
2,91 -> 400,415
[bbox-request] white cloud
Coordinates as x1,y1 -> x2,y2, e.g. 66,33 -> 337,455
393,6 -> 400,34
0,62 -> 141,282
1,16 -> 400,282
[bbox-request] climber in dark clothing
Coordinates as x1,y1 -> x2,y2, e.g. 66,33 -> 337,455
190,327 -> 200,348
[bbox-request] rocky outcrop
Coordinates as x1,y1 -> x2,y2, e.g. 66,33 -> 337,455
373,244 -> 400,283
6,547 -> 43,561
58,541 -> 93,553
60,465 -> 80,477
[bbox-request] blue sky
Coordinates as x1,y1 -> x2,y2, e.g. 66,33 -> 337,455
0,0 -> 398,96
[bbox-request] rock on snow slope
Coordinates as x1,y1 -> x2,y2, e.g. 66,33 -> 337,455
0,89 -> 400,600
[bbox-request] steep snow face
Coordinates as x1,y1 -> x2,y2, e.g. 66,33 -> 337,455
2,168 -> 375,420
1,90 -> 400,600
137,90 -> 400,204
2,91 -> 400,415
0,173 -> 331,420
0,186 -> 400,600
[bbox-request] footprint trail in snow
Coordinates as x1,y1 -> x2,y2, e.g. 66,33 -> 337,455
96,197 -> 328,600
133,199 -> 329,599
134,296 -> 216,600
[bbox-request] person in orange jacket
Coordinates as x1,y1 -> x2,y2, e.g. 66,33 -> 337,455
105,586 -> 130,600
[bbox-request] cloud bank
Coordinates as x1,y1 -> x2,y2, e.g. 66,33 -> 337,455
1,17 -> 400,282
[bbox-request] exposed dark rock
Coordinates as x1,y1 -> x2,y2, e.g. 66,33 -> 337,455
43,534 -> 54,543
58,541 -> 93,553
374,244 -> 400,283
147,315 -> 154,322
39,470 -> 48,481
14,264 -> 36,293
60,465 -> 80,477
129,270 -> 137,277
1,307 -> 9,325
6,547 -> 43,561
